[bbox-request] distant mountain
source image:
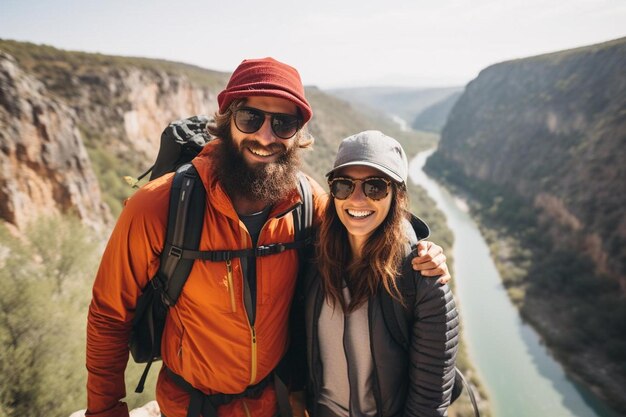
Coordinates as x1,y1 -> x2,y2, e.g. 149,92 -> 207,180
327,86 -> 463,126
411,91 -> 463,132
426,36 -> 626,413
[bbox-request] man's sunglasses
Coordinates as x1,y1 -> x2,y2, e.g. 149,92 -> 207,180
233,107 -> 302,139
328,177 -> 392,201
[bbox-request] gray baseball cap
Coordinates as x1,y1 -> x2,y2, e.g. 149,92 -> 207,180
326,130 -> 408,183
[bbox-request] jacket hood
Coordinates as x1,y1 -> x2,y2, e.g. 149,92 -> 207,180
403,213 -> 430,243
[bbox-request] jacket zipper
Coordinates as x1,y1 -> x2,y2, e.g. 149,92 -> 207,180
226,260 -> 237,312
241,217 -> 276,386
239,207 -> 296,387
368,298 -> 383,415
239,222 -> 258,386
312,280 -> 324,415
342,296 -> 353,417
228,248 -> 258,385
249,325 -> 258,385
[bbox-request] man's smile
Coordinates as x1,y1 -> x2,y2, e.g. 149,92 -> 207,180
247,146 -> 280,158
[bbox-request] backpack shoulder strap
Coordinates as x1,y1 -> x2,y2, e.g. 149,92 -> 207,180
156,163 -> 206,306
293,171 -> 313,244
133,163 -> 206,393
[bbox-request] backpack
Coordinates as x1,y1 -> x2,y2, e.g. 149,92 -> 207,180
125,115 -> 213,187
127,116 -> 314,395
380,214 -> 481,417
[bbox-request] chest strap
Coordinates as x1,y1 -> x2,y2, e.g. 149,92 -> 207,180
164,239 -> 311,262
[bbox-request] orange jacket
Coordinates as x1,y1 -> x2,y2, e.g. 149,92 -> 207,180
86,141 -> 327,417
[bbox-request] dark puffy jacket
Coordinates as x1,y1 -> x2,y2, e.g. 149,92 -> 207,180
302,217 -> 460,417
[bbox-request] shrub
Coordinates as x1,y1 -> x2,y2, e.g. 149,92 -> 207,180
0,216 -> 98,416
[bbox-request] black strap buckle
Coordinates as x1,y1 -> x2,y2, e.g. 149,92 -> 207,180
150,278 -> 163,290
256,243 -> 285,257
169,245 -> 183,258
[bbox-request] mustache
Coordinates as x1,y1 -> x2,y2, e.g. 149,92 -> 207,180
240,138 -> 286,155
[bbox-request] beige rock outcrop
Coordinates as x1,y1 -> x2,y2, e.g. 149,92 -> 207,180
0,48 -> 222,233
0,52 -> 111,232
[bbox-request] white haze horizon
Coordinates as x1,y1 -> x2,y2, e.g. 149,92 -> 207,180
1,0 -> 625,89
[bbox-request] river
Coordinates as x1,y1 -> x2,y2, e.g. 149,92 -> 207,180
409,149 -> 620,417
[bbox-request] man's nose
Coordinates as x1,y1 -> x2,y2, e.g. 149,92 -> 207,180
255,116 -> 277,145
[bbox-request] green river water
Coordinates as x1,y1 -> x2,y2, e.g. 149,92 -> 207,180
410,150 -> 620,417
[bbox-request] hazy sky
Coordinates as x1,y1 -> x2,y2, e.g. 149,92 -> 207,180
1,0 -> 625,88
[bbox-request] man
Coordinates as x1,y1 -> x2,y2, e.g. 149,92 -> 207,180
86,57 -> 450,417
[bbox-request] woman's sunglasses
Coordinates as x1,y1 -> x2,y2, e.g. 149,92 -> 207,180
233,107 -> 302,139
328,177 -> 392,201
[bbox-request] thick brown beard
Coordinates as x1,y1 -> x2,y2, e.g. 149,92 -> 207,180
212,136 -> 301,205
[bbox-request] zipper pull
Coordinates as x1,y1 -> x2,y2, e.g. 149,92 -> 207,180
226,260 -> 237,312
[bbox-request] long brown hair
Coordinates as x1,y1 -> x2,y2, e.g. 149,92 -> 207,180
317,182 -> 409,313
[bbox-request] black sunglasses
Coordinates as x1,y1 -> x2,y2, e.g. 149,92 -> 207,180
328,176 -> 392,201
233,107 -> 302,139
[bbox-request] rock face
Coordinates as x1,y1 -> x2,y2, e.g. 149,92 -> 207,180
0,41 -> 224,232
428,37 -> 626,291
54,63 -> 220,165
426,37 -> 626,413
0,52 -> 111,232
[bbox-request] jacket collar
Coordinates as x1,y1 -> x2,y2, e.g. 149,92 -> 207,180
403,213 -> 430,243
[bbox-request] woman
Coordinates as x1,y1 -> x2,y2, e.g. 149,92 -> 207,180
303,131 -> 459,417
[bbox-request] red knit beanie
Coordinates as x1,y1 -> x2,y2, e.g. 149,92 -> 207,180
217,57 -> 313,124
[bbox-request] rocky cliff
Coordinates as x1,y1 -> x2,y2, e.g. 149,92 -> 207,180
0,40 -> 225,231
426,37 -> 626,412
429,37 -> 626,291
0,52 -> 111,232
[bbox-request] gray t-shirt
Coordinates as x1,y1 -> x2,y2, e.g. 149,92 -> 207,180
317,286 -> 376,417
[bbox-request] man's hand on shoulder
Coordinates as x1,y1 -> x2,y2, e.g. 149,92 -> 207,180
411,241 -> 451,284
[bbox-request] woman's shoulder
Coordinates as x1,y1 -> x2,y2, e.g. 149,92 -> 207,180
398,216 -> 451,299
